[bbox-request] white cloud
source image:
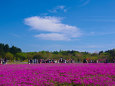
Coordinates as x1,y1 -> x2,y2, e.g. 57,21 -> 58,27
35,33 -> 70,41
49,5 -> 67,13
80,0 -> 90,7
25,16 -> 82,41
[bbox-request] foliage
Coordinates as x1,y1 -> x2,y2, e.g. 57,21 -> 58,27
0,43 -> 22,60
0,43 -> 115,62
15,53 -> 27,61
5,52 -> 14,60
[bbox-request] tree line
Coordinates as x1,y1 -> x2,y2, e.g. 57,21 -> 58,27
0,43 -> 115,62
0,43 -> 22,60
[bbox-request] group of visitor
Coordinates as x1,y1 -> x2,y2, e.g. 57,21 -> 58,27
82,58 -> 115,63
28,57 -> 115,64
28,57 -> 74,64
0,57 -> 115,65
82,59 -> 99,63
0,58 -> 7,64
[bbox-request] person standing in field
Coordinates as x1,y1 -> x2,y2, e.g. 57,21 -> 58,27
65,59 -> 67,63
60,57 -> 63,63
113,59 -> 115,63
78,59 -> 80,63
30,59 -> 32,64
0,59 -> 1,64
105,59 -> 108,63
4,57 -> 7,64
2,59 -> 5,64
55,59 -> 58,63
97,60 -> 98,63
71,59 -> 73,63
38,59 -> 40,64
0,59 -> 2,64
83,59 -> 87,63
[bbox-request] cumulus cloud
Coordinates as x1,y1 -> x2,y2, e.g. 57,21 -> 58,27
49,5 -> 67,13
24,16 -> 82,41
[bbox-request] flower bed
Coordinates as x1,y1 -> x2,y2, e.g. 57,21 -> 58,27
0,63 -> 115,86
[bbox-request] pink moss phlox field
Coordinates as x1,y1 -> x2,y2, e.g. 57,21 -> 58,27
0,63 -> 115,86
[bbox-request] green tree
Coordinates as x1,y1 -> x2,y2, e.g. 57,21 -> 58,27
0,43 -> 5,58
5,52 -> 14,61
16,53 -> 27,61
33,53 -> 43,59
4,44 -> 9,53
10,46 -> 22,55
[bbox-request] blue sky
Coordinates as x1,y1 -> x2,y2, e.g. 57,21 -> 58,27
0,0 -> 115,52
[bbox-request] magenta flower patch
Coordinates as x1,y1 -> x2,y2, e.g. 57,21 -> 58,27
0,63 -> 115,86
